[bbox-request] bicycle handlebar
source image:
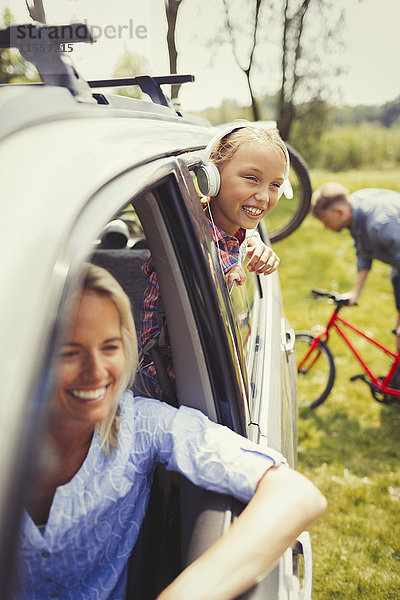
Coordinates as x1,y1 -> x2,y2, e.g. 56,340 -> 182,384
311,288 -> 352,307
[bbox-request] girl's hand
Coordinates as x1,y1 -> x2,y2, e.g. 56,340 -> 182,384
225,265 -> 246,290
247,241 -> 280,275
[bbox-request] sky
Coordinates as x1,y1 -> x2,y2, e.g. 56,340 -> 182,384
7,0 -> 400,113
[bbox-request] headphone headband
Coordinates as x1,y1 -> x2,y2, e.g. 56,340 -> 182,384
201,122 -> 249,165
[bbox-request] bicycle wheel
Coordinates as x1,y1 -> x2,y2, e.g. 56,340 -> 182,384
296,331 -> 335,409
265,144 -> 312,243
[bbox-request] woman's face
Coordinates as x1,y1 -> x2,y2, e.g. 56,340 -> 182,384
55,290 -> 125,427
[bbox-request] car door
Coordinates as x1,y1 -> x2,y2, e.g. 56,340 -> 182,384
214,218 -> 312,599
0,108 -> 308,599
171,160 -> 312,599
0,144 -> 255,599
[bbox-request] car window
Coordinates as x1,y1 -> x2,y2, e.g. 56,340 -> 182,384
187,154 -> 265,422
75,165 -> 248,433
230,265 -> 261,408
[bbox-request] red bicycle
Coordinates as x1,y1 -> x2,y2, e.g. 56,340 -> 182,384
296,289 -> 400,408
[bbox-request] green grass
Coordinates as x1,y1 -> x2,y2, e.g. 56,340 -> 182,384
275,169 -> 400,599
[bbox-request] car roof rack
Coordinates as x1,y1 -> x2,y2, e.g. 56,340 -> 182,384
0,23 -> 96,103
0,23 -> 195,110
88,74 -> 194,108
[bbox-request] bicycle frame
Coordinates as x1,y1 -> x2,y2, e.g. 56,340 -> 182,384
312,307 -> 400,397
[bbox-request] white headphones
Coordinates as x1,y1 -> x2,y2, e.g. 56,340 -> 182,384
196,122 -> 293,199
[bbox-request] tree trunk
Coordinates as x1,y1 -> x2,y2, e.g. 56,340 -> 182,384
277,0 -> 312,140
245,70 -> 260,121
223,0 -> 262,122
25,0 -> 46,23
165,0 -> 183,99
277,0 -> 290,138
277,101 -> 294,140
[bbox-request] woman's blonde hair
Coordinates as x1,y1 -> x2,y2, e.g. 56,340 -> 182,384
210,123 -> 288,172
81,263 -> 138,452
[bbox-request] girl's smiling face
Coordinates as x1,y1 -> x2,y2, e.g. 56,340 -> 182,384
54,290 -> 125,428
209,142 -> 286,235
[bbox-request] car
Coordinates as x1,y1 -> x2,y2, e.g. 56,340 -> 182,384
0,22 -> 311,600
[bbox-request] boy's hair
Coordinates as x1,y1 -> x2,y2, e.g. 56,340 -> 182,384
81,263 -> 138,452
210,124 -> 288,172
311,182 -> 350,217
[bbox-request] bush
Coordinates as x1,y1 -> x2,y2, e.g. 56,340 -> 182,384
298,124 -> 400,172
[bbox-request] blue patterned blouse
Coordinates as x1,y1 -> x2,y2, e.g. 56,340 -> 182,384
13,392 -> 284,600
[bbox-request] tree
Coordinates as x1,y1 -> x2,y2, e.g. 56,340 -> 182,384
112,51 -> 150,99
276,0 -> 344,140
221,0 -> 344,139
222,0 -> 262,121
277,0 -> 312,139
0,8 -> 39,84
164,0 -> 184,100
0,1 -> 47,84
381,96 -> 400,128
289,96 -> 332,164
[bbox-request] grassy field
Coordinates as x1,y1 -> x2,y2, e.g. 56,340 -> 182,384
275,169 -> 400,599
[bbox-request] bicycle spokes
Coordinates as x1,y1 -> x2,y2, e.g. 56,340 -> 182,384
296,332 -> 335,409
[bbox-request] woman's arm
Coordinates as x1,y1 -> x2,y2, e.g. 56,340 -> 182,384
157,465 -> 327,600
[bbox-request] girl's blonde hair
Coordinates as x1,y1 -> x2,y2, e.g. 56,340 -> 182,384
81,263 -> 138,452
210,123 -> 288,172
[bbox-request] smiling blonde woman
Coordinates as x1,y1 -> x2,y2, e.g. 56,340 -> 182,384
16,263 -> 326,600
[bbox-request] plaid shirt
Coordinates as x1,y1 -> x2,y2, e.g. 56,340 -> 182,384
138,219 -> 247,396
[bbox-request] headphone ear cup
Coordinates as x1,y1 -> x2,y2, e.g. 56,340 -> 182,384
197,162 -> 221,197
278,143 -> 292,199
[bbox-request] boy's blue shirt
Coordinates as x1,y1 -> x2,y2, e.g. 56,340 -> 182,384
349,188 -> 400,273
